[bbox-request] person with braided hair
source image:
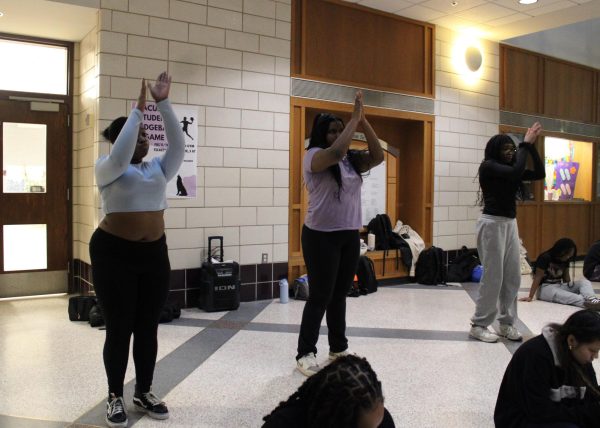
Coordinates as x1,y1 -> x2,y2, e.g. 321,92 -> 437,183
262,355 -> 395,428
495,310 -> 600,428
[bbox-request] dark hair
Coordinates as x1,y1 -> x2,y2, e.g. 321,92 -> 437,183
307,113 -> 363,199
102,116 -> 128,143
263,355 -> 384,428
549,310 -> 600,399
476,134 -> 527,206
548,238 -> 577,260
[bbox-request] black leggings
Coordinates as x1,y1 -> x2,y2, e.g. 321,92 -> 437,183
90,228 -> 171,397
297,226 -> 360,359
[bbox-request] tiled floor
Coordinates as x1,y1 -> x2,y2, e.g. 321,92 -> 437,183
1,269 -> 598,428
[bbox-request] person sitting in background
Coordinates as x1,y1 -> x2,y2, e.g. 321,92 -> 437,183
262,355 -> 395,428
520,238 -> 600,310
583,241 -> 600,282
495,309 -> 600,428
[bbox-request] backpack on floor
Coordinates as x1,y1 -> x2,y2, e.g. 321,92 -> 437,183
367,214 -> 393,251
68,295 -> 97,321
159,302 -> 182,324
446,246 -> 480,283
293,275 -> 309,300
356,255 -> 378,294
415,246 -> 446,285
88,303 -> 105,327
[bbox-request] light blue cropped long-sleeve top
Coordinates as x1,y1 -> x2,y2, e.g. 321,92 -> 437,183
95,99 -> 185,214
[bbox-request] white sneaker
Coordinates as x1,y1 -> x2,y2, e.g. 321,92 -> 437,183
328,349 -> 358,361
498,324 -> 523,341
469,325 -> 498,343
584,297 -> 600,310
297,353 -> 320,377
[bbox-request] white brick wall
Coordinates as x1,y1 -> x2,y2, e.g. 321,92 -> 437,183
73,15 -> 101,265
433,26 -> 500,251
76,1 -> 291,267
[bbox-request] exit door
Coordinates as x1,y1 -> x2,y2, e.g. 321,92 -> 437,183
0,99 -> 70,298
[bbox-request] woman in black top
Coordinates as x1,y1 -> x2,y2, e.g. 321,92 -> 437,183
495,310 -> 600,428
262,355 -> 395,428
470,123 -> 545,343
519,238 -> 600,309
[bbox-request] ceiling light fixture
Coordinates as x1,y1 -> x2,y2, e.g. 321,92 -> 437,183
518,0 -> 538,4
0,11 -> 4,17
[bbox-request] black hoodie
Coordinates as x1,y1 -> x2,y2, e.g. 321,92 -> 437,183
494,327 -> 600,427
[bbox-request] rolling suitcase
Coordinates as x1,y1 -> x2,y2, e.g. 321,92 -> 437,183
198,236 -> 240,312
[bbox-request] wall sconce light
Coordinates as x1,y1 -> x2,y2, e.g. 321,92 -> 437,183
465,46 -> 483,72
452,34 -> 484,85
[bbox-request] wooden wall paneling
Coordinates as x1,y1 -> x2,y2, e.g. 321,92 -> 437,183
500,46 -> 540,114
592,204 -> 600,243
541,204 -> 591,254
386,152 -> 398,225
291,0 -> 303,75
543,59 -> 595,123
295,0 -> 434,97
516,203 -> 539,258
289,104 -> 305,272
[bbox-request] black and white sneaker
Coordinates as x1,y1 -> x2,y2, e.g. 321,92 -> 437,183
133,389 -> 169,420
106,394 -> 128,428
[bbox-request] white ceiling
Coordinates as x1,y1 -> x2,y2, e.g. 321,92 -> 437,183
0,0 -> 98,42
345,0 -> 600,41
505,18 -> 600,68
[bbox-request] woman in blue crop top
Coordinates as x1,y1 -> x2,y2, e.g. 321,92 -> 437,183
89,72 -> 184,428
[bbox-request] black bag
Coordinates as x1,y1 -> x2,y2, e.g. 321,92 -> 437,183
446,246 -> 481,283
367,214 -> 393,251
356,255 -> 378,294
89,304 -> 105,327
159,302 -> 181,324
415,246 -> 446,285
293,275 -> 309,300
68,296 -> 96,321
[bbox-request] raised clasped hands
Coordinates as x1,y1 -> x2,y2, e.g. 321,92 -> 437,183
524,122 -> 542,144
148,71 -> 172,103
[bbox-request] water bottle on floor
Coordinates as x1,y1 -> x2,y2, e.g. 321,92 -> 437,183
279,278 -> 289,303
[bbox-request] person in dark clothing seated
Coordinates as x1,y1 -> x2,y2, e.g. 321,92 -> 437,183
495,310 -> 600,428
584,241 -> 600,282
262,355 -> 395,428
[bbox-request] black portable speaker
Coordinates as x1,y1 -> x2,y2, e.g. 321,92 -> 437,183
198,236 -> 240,312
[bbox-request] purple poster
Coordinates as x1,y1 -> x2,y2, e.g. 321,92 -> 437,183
555,161 -> 579,200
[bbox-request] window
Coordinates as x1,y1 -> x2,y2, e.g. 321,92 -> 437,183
0,39 -> 68,95
544,137 -> 593,202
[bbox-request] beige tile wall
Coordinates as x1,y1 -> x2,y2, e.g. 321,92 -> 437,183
75,0 -> 291,269
433,26 -> 501,251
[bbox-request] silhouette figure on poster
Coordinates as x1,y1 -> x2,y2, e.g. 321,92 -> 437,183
180,117 -> 194,139
176,175 -> 188,196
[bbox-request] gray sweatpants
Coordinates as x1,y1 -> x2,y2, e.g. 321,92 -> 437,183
471,215 -> 521,327
538,279 -> 596,307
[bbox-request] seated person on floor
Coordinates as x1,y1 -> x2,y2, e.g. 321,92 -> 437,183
584,240 -> 600,282
519,238 -> 600,310
262,355 -> 395,428
495,309 -> 600,428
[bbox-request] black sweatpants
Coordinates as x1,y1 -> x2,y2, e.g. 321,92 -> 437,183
89,228 -> 171,396
297,225 -> 360,359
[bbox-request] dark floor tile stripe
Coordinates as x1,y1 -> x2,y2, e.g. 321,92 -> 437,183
244,321 -> 471,341
0,415 -> 70,428
74,301 -> 271,426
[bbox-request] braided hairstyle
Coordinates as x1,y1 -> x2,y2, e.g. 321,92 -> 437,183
476,133 -> 529,206
549,310 -> 600,400
263,355 -> 384,428
307,113 -> 364,200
